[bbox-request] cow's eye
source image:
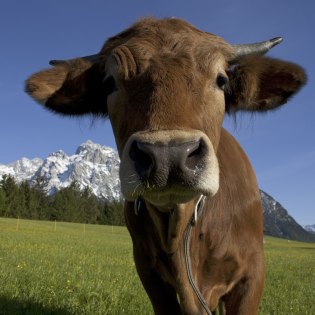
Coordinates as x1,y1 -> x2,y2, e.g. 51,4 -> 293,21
216,74 -> 229,91
104,76 -> 118,96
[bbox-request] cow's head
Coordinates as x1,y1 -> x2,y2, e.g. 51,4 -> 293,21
26,18 -> 306,210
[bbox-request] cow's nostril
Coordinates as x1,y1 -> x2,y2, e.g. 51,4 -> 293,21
129,141 -> 155,178
185,139 -> 207,170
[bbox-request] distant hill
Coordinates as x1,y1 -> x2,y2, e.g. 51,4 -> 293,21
303,224 -> 315,234
260,190 -> 315,242
1,140 -> 314,242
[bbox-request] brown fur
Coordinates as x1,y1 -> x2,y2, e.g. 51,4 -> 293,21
125,129 -> 264,314
25,18 -> 306,314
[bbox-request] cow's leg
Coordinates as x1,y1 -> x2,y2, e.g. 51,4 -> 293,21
223,274 -> 264,315
133,247 -> 182,315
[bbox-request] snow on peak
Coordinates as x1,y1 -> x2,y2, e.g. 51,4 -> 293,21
0,141 -> 121,201
0,157 -> 43,181
76,140 -> 98,154
48,150 -> 68,159
75,140 -> 119,164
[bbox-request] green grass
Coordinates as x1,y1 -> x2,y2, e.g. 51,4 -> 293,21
0,218 -> 314,314
261,237 -> 315,314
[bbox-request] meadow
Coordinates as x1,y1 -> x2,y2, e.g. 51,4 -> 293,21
0,218 -> 314,315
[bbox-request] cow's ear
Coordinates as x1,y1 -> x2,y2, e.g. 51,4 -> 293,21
25,58 -> 107,116
225,56 -> 307,113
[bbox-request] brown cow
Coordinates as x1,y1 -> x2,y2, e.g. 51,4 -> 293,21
26,18 -> 306,315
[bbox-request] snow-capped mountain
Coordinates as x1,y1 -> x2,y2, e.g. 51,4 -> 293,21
0,140 -> 121,201
304,224 -> 315,234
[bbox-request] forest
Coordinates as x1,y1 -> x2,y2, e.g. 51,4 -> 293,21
0,175 -> 125,226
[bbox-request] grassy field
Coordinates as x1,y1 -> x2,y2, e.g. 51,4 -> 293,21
0,218 -> 314,315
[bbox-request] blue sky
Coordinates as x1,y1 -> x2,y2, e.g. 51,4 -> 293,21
0,0 -> 314,225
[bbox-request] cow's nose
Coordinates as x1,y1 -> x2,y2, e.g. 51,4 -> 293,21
129,141 -> 156,179
129,139 -> 208,184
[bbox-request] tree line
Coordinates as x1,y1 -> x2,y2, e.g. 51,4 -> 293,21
0,175 -> 125,226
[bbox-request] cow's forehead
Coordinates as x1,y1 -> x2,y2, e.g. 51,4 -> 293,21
100,18 -> 233,80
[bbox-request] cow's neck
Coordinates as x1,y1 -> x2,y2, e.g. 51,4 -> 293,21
145,198 -> 200,254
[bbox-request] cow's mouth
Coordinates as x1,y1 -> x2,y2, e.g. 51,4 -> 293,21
140,188 -> 198,211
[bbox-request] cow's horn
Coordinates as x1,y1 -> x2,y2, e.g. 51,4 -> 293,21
49,54 -> 99,66
233,37 -> 283,57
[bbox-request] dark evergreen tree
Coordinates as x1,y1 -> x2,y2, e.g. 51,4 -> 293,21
0,175 -> 21,217
0,175 -> 125,226
78,187 -> 102,224
0,187 -> 6,216
32,176 -> 51,220
103,200 -> 125,226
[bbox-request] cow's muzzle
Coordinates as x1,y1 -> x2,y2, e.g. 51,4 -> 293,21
120,130 -> 219,207
129,138 -> 207,186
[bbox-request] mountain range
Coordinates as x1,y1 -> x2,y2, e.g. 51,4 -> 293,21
0,141 -> 121,201
0,140 -> 314,242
